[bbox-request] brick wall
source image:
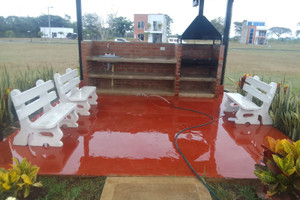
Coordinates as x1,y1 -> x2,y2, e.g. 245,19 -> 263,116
174,44 -> 182,96
182,44 -> 220,59
82,41 -> 224,98
215,45 -> 225,96
90,41 -> 175,58
81,41 -> 93,86
134,14 -> 148,42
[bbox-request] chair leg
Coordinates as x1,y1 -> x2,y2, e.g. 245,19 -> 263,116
13,129 -> 30,146
223,98 -> 239,112
76,101 -> 91,116
29,126 -> 63,147
88,91 -> 98,105
235,109 -> 260,125
61,110 -> 79,128
260,112 -> 273,125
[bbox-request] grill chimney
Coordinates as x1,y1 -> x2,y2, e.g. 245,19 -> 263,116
181,0 -> 222,41
199,0 -> 204,16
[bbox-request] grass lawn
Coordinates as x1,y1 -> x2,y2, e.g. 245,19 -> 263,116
225,41 -> 300,94
0,176 -> 106,200
0,175 -> 259,200
0,38 -> 78,73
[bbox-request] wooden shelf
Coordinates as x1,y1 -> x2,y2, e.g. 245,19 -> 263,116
179,91 -> 215,98
96,87 -> 174,96
89,73 -> 215,82
88,56 -> 177,64
181,58 -> 218,66
88,72 -> 175,81
180,76 -> 216,82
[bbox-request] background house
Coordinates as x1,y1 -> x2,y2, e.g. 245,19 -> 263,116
240,20 -> 268,45
134,14 -> 167,43
40,27 -> 74,39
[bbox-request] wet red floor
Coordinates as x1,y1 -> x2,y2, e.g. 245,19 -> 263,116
0,94 -> 287,178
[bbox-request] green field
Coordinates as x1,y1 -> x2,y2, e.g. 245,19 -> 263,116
0,38 -> 78,73
225,41 -> 300,94
1,38 -> 299,94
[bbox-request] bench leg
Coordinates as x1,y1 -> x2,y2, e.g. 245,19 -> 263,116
29,127 -> 63,147
235,109 -> 260,125
223,98 -> 239,112
61,110 -> 79,128
260,112 -> 273,125
88,91 -> 98,105
13,129 -> 30,146
76,101 -> 91,116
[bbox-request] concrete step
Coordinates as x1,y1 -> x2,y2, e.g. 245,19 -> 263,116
100,176 -> 212,200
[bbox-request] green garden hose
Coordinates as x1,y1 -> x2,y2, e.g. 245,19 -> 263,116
147,94 -> 221,200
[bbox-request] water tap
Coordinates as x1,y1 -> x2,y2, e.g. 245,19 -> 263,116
107,43 -> 110,54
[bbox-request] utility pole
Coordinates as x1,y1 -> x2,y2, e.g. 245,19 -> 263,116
76,0 -> 83,80
48,6 -> 53,39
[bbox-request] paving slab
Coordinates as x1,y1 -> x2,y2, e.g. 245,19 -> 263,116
100,176 -> 212,200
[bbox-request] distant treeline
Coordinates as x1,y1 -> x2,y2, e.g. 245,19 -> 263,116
0,15 -> 76,38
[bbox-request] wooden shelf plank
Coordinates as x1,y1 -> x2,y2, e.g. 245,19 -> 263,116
96,87 -> 174,96
88,56 -> 177,64
88,73 -> 175,80
180,77 -> 216,82
179,91 -> 215,98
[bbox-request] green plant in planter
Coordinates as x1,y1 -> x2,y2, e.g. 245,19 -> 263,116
270,83 -> 300,141
0,158 -> 42,198
254,136 -> 300,199
0,66 -> 55,138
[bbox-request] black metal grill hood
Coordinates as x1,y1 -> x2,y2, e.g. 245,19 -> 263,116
181,15 -> 222,40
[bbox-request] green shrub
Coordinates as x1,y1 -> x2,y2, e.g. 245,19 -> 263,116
270,83 -> 300,141
0,67 -> 13,128
0,158 -> 42,198
254,137 -> 300,199
0,66 -> 55,132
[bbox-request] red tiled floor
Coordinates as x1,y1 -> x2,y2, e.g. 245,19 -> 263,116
0,94 -> 287,178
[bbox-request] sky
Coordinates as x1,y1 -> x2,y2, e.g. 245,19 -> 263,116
1,0 -> 300,37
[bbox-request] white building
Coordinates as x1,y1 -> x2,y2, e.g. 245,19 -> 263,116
240,21 -> 268,45
40,27 -> 74,39
134,14 -> 167,43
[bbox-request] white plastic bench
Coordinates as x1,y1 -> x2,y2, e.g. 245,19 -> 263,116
11,79 -> 79,147
54,68 -> 98,116
224,76 -> 277,125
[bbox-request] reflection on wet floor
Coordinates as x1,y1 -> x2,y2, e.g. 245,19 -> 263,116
0,94 -> 288,178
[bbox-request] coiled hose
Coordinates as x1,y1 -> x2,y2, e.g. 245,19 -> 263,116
147,94 -> 221,200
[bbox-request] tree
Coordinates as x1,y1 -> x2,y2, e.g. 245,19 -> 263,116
233,21 -> 243,36
164,14 -> 173,36
110,17 -> 133,37
5,30 -> 15,38
269,27 -> 292,39
0,15 -> 74,38
297,22 -> 300,38
0,16 -> 8,37
211,17 -> 224,35
64,14 -> 71,22
82,13 -> 102,40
